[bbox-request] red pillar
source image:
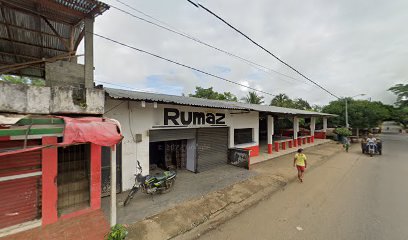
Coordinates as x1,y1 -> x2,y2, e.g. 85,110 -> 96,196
288,140 -> 293,148
311,136 -> 315,143
282,142 -> 286,150
293,139 -> 297,147
90,144 -> 102,210
274,142 -> 279,152
42,137 -> 58,226
268,144 -> 273,154
307,137 -> 311,143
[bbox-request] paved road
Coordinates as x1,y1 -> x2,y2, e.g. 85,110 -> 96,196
199,134 -> 408,240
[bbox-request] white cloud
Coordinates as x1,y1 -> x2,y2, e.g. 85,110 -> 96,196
87,0 -> 408,106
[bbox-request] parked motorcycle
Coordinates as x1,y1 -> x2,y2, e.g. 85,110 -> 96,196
123,161 -> 177,206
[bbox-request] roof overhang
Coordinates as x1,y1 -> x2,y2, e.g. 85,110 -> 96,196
0,0 -> 109,78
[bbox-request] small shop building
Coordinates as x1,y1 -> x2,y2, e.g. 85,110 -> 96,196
104,88 -> 334,192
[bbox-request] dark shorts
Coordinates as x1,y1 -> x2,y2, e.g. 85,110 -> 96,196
296,165 -> 305,172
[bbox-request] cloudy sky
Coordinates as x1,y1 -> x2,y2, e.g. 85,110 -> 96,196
84,0 -> 407,106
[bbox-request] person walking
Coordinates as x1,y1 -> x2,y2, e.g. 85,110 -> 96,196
343,137 -> 350,152
294,148 -> 307,182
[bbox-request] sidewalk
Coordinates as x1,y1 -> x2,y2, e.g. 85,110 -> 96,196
126,140 -> 342,240
1,210 -> 109,240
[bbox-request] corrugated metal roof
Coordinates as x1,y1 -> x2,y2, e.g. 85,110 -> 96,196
105,88 -> 247,110
105,88 -> 336,117
0,0 -> 109,78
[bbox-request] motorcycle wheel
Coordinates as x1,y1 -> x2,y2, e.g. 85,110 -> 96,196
160,179 -> 175,194
124,188 -> 136,206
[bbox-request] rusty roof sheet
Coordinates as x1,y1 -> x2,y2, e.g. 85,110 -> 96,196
0,0 -> 109,78
105,88 -> 336,117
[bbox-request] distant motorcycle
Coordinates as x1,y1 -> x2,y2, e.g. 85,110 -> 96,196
361,141 -> 382,157
124,161 -> 177,206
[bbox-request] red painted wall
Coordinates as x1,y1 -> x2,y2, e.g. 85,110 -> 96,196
314,132 -> 326,139
90,144 -> 101,210
244,145 -> 259,157
42,137 -> 58,226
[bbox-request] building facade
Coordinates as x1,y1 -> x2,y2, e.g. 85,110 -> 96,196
104,88 -> 334,191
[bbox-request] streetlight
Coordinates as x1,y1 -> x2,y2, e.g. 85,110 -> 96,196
345,94 -> 366,128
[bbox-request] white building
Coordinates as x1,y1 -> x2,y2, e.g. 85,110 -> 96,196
104,88 -> 334,191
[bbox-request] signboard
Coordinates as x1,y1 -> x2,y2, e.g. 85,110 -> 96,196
164,108 -> 226,126
228,148 -> 250,169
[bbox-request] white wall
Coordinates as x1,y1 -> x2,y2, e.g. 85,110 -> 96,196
104,99 -> 259,191
229,111 -> 259,148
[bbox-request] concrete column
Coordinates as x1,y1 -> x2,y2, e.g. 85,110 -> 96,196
267,115 -> 274,154
110,145 -> 117,227
84,18 -> 94,88
293,117 -> 299,147
323,117 -> 328,133
310,117 -> 316,136
229,126 -> 234,148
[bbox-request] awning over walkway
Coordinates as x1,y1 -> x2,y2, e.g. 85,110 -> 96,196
0,115 -> 123,157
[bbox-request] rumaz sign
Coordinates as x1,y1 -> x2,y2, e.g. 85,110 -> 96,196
164,108 -> 226,126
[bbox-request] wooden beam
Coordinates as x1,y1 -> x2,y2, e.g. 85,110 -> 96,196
74,29 -> 85,50
0,60 -> 44,70
0,3 -> 18,64
17,118 -> 64,125
0,21 -> 70,39
0,53 -> 80,74
0,127 -> 63,137
0,51 -> 41,60
0,37 -> 66,52
41,17 -> 70,51
0,0 -> 77,26
37,0 -> 88,19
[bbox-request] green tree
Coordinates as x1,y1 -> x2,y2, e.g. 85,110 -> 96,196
388,83 -> 408,107
322,98 -> 390,129
0,75 -> 45,86
311,104 -> 323,112
293,98 -> 312,110
241,91 -> 264,104
189,86 -> 238,102
270,93 -> 294,108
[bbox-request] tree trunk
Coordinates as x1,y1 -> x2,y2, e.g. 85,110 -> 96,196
356,128 -> 360,139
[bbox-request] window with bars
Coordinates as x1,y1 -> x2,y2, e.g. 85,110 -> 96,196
234,128 -> 253,145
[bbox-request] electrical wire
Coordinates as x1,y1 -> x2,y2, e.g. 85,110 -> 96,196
92,32 -> 276,96
106,1 -> 310,86
187,1 -> 340,99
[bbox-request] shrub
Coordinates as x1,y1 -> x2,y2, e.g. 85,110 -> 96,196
105,224 -> 128,240
334,127 -> 352,137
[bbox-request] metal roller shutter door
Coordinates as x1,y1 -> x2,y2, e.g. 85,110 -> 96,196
197,127 -> 228,172
149,129 -> 196,142
0,140 -> 42,229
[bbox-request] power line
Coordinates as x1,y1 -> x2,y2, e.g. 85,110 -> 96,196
92,32 -> 275,96
187,1 -> 340,99
105,1 -> 310,86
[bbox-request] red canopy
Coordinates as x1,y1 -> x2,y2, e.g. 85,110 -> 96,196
59,117 -> 122,147
0,117 -> 122,157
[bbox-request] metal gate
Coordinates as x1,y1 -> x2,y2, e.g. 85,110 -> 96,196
57,144 -> 90,215
0,140 -> 42,229
197,127 -> 228,172
149,129 -> 196,142
101,143 -> 122,197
